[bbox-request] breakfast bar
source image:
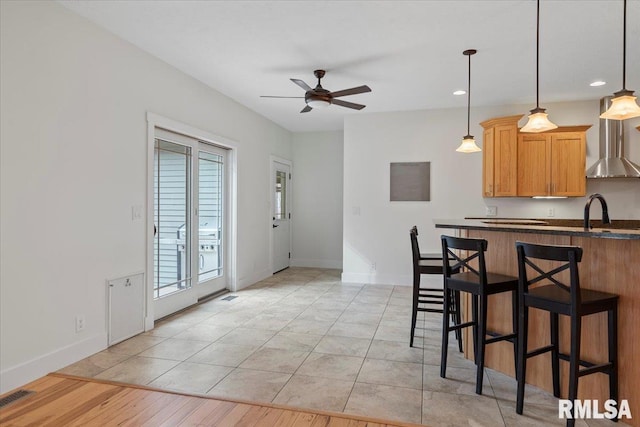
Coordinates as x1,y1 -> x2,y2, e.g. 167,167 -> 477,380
435,219 -> 640,424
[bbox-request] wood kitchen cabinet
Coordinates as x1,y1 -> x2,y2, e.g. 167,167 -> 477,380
481,115 -> 522,197
517,126 -> 590,197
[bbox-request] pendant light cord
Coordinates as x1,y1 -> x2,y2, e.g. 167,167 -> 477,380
467,52 -> 471,135
623,0 -> 627,90
535,0 -> 540,109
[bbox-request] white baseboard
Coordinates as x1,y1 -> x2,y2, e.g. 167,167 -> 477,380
0,332 -> 107,393
290,258 -> 342,269
340,272 -> 442,287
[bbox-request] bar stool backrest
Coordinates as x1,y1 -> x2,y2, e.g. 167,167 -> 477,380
410,227 -> 421,273
515,241 -> 584,307
440,235 -> 488,283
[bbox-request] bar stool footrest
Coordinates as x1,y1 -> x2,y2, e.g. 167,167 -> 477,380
555,352 -> 614,376
526,345 -> 555,359
485,332 -> 517,345
448,321 -> 475,331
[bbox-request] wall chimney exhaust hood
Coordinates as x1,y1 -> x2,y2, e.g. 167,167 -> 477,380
586,97 -> 640,178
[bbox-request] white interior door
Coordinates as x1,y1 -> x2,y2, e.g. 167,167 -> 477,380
272,160 -> 291,273
153,129 -> 228,319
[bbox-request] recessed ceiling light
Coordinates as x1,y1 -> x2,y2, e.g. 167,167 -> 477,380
453,90 -> 466,95
590,80 -> 606,87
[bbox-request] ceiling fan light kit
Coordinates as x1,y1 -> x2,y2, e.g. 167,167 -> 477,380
521,0 -> 558,133
600,0 -> 640,120
306,99 -> 331,108
263,69 -> 371,113
457,49 -> 482,153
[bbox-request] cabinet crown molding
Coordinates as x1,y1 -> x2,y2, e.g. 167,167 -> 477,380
480,115 -> 523,129
525,125 -> 592,133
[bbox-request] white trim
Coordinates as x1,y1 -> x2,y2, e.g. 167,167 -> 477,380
0,333 -> 107,393
290,258 -> 343,269
146,112 -> 239,319
269,155 -> 293,275
147,112 -> 239,150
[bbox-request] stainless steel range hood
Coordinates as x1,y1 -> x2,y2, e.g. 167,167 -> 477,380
586,97 -> 640,178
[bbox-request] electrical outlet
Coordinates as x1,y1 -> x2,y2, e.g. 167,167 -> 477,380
75,315 -> 85,333
486,206 -> 498,217
547,208 -> 555,217
371,262 -> 376,271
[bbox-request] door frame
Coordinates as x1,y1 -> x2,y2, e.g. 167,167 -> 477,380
269,155 -> 293,275
145,112 -> 238,330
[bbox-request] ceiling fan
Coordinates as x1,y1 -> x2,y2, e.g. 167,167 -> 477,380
261,70 -> 371,113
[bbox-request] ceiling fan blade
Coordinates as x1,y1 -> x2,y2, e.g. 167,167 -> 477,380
332,99 -> 366,110
300,105 -> 312,113
330,85 -> 372,98
260,96 -> 304,98
291,78 -> 312,91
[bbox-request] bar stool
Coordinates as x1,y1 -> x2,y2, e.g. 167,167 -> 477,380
515,242 -> 618,426
409,226 -> 461,349
440,235 -> 519,395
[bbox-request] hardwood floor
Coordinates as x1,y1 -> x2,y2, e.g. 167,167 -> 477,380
0,374 -> 424,427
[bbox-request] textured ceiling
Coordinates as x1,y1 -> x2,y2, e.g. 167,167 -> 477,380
59,0 -> 640,132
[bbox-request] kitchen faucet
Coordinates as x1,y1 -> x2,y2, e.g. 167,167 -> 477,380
584,193 -> 611,229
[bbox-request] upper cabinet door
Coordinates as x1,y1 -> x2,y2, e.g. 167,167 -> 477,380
493,124 -> 518,197
481,115 -> 522,198
550,132 -> 586,197
517,133 -> 550,197
482,127 -> 495,197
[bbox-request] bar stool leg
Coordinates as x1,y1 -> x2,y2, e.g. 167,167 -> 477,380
511,290 -> 518,374
567,315 -> 582,427
550,312 -> 561,398
608,306 -> 618,408
410,280 -> 418,347
516,305 -> 528,415
440,284 -> 451,378
453,290 -> 463,353
475,294 -> 488,395
471,295 -> 478,365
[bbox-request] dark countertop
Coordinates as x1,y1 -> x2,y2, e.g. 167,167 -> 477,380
434,218 -> 640,240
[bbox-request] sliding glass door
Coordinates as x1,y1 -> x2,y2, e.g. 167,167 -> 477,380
153,129 -> 228,319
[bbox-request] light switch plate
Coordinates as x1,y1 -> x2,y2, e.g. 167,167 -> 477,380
132,205 -> 143,221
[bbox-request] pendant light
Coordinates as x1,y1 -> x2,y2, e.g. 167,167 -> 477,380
521,0 -> 558,133
600,0 -> 640,120
456,49 -> 481,153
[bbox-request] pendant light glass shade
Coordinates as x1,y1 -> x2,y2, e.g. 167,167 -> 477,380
457,49 -> 480,153
521,107 -> 558,132
456,135 -> 481,153
600,92 -> 640,119
601,0 -> 640,120
521,0 -> 557,133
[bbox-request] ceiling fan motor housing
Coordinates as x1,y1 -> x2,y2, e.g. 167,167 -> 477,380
305,88 -> 332,105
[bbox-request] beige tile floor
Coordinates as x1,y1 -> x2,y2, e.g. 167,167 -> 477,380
59,267 -> 628,426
